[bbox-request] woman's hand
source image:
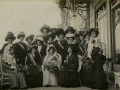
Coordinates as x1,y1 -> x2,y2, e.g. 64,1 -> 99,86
64,60 -> 67,63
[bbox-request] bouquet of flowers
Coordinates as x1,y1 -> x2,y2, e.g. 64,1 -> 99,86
60,63 -> 76,72
44,56 -> 59,75
82,57 -> 93,71
25,64 -> 41,75
17,64 -> 26,72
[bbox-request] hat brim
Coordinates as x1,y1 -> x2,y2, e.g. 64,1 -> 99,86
5,36 -> 16,41
25,35 -> 34,41
40,27 -> 50,33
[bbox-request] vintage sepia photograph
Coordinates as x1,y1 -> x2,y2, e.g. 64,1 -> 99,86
0,0 -> 119,90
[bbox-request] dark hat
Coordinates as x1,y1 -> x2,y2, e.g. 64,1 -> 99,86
27,45 -> 38,52
46,34 -> 56,40
50,28 -> 58,35
56,28 -> 65,36
17,32 -> 25,39
5,32 -> 16,41
25,34 -> 34,42
40,25 -> 51,33
65,26 -> 76,35
75,33 -> 80,37
84,31 -> 90,37
90,27 -> 99,37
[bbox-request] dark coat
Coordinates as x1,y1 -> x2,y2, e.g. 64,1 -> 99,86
26,53 -> 42,66
67,53 -> 79,71
37,45 -> 46,63
54,39 -> 68,64
14,41 -> 27,66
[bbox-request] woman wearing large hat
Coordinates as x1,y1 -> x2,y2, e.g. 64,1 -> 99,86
54,28 -> 68,65
25,34 -> 34,48
87,27 -> 108,89
1,32 -> 16,53
65,26 -> 76,35
35,36 -> 46,63
40,24 -> 51,34
14,32 -> 27,66
45,34 -> 56,46
25,45 -> 43,87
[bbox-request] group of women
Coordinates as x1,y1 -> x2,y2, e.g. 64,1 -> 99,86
0,25 -> 108,89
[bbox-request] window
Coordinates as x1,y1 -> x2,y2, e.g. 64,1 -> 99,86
95,3 -> 107,56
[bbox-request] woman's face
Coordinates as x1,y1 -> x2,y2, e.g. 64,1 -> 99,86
10,48 -> 14,54
91,31 -> 96,38
59,34 -> 64,39
79,35 -> 84,41
49,48 -> 54,54
48,37 -> 53,42
31,48 -> 36,54
68,47 -> 72,53
27,38 -> 32,43
69,37 -> 74,42
43,29 -> 47,34
19,37 -> 24,41
86,35 -> 90,40
37,41 -> 42,46
7,39 -> 13,44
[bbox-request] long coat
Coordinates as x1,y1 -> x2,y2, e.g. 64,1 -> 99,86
14,41 -> 27,66
37,45 -> 46,64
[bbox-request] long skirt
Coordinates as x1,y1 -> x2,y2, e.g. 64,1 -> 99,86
58,71 -> 80,87
79,66 -> 92,87
3,68 -> 27,88
43,69 -> 57,86
25,72 -> 43,88
91,54 -> 108,89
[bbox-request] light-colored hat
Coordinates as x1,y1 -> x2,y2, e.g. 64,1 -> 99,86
35,36 -> 43,42
25,34 -> 34,41
65,33 -> 75,38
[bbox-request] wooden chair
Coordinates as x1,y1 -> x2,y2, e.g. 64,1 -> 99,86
0,53 -> 9,89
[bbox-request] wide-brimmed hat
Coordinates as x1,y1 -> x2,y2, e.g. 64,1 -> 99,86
56,28 -> 65,36
5,32 -> 16,41
40,25 -> 51,33
25,34 -> 34,42
35,36 -> 44,43
65,26 -> 76,35
65,33 -> 75,38
89,27 -> 99,37
50,28 -> 58,35
45,34 -> 56,41
27,45 -> 38,52
17,32 -> 25,39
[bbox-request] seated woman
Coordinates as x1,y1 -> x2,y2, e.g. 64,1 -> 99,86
25,45 -> 43,88
58,44 -> 80,87
2,45 -> 27,89
43,44 -> 61,87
